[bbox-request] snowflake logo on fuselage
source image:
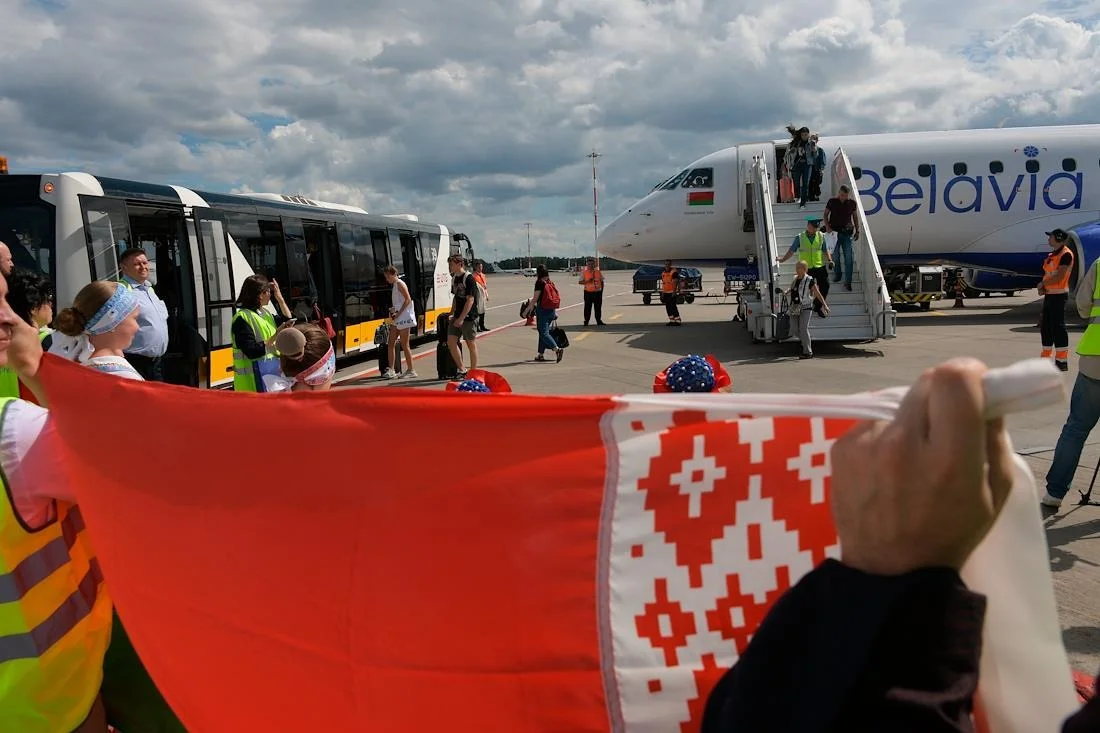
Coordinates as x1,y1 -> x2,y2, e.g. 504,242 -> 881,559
1023,145 -> 1040,158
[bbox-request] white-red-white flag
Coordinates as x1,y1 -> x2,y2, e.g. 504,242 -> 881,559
35,356 -> 1074,733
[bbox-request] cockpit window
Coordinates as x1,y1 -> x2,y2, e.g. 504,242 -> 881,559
659,169 -> 689,190
652,174 -> 676,191
679,167 -> 713,189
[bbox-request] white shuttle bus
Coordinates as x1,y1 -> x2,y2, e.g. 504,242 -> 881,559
0,172 -> 474,388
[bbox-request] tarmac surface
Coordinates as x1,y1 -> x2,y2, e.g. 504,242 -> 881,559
335,267 -> 1100,677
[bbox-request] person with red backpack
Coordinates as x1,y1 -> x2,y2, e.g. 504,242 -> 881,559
524,264 -> 564,363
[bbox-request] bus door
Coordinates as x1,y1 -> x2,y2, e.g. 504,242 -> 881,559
395,230 -> 427,330
191,209 -> 237,388
302,220 -> 341,338
79,195 -> 200,385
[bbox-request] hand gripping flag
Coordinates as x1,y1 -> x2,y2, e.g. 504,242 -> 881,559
36,356 -> 1077,733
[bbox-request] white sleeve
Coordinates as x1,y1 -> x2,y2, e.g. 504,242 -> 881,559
1,400 -> 49,478
0,400 -> 75,507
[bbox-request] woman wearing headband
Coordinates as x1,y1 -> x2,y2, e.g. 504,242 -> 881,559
44,280 -> 189,729
271,323 -> 336,391
49,281 -> 143,380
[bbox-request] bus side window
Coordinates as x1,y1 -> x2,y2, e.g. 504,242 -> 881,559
280,217 -> 315,320
256,219 -> 286,283
342,225 -> 377,323
369,229 -> 390,314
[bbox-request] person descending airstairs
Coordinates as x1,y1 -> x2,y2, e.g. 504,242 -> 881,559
740,150 -> 897,344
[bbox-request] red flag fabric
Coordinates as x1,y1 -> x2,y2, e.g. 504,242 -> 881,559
34,355 -> 1074,732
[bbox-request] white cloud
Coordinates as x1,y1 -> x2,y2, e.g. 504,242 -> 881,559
2,0 -> 1100,258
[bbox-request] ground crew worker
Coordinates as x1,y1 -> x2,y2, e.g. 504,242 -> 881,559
472,261 -> 489,332
0,275 -> 114,733
660,259 -> 682,326
1038,229 -> 1074,372
230,274 -> 294,392
579,257 -> 605,326
1044,252 -> 1100,509
779,216 -> 833,315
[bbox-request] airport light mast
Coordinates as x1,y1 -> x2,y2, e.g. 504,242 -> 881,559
586,149 -> 601,265
525,222 -> 532,268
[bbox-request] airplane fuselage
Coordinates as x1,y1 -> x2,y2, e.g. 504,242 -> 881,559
598,125 -> 1100,285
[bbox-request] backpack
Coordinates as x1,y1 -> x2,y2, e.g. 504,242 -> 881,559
540,279 -> 561,309
474,281 -> 487,316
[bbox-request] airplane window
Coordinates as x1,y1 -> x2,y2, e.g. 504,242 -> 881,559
1026,159 -> 1040,173
953,162 -> 967,175
883,165 -> 896,179
852,167 -> 862,180
1063,158 -> 1077,172
989,161 -> 1004,174
660,170 -> 689,190
680,168 -> 714,188
918,164 -> 932,177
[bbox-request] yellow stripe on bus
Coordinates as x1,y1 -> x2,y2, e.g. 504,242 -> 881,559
209,347 -> 234,386
344,322 -> 362,353
424,308 -> 449,334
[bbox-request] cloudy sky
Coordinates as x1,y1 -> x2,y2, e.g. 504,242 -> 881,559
4,0 -> 1100,260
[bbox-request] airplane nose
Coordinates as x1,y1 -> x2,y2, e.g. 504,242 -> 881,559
597,211 -> 631,258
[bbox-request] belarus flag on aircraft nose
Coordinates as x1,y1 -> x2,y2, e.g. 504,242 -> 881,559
35,356 -> 1067,733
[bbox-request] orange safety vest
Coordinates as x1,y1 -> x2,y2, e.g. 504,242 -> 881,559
580,268 -> 603,293
473,272 -> 487,290
661,269 -> 678,293
1043,246 -> 1074,294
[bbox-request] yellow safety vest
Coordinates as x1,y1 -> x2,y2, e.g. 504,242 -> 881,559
231,309 -> 278,392
798,232 -> 825,269
0,367 -> 18,399
1078,259 -> 1100,356
0,396 -> 113,732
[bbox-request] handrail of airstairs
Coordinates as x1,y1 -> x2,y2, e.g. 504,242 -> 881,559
750,157 -> 782,319
830,148 -> 896,338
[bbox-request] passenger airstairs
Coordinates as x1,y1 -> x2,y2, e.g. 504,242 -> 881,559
741,150 -> 896,343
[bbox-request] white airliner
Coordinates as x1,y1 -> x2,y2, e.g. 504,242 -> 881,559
597,124 -> 1100,292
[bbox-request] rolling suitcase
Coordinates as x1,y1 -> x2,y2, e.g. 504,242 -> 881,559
779,176 -> 796,204
436,313 -> 451,344
437,341 -> 462,380
378,344 -> 402,376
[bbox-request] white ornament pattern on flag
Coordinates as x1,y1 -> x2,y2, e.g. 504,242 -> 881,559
599,406 -> 850,733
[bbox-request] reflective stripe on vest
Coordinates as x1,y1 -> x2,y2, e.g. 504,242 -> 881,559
582,269 -> 603,292
798,232 -> 825,268
1078,259 -> 1100,355
1043,247 -> 1074,295
0,398 -> 112,732
231,309 -> 278,392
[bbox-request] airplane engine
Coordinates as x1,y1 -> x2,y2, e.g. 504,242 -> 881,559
961,269 -> 1042,294
1069,220 -> 1100,293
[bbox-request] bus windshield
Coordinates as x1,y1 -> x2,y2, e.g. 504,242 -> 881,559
0,201 -> 54,277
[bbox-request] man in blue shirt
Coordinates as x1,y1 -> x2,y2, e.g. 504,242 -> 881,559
118,248 -> 170,381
